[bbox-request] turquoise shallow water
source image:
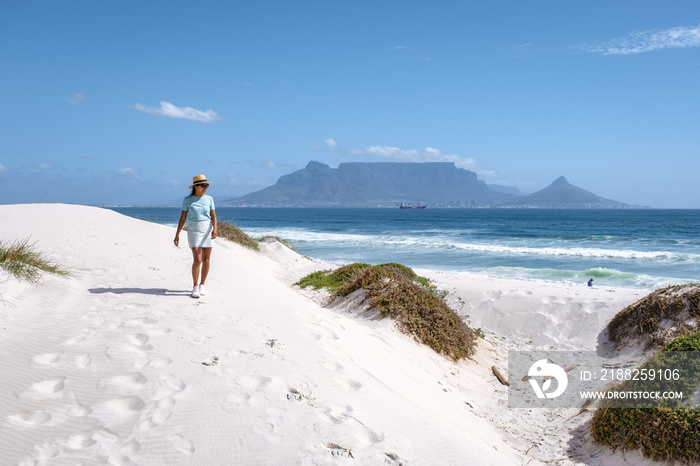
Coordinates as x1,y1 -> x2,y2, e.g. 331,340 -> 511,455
112,207 -> 700,290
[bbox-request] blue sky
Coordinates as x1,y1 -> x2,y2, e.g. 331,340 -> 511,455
1,1 -> 699,207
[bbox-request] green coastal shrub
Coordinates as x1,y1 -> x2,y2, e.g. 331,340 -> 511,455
593,408 -> 700,463
295,263 -> 371,293
591,330 -> 700,463
215,222 -> 297,253
606,284 -> 700,351
296,263 -> 476,360
217,221 -> 260,251
0,238 -> 70,284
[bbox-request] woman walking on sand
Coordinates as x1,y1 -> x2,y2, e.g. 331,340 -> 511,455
174,174 -> 218,298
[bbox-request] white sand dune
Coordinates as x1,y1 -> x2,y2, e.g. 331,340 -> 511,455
0,204 -> 659,465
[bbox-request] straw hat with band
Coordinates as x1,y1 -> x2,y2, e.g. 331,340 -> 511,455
188,174 -> 213,189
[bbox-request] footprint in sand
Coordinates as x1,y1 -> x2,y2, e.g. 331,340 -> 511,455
127,333 -> 152,348
7,410 -> 52,426
320,404 -> 353,424
63,328 -> 97,345
201,356 -> 220,366
352,427 -> 385,448
31,353 -> 61,366
222,391 -> 252,411
153,374 -> 186,400
333,377 -> 362,391
74,353 -> 93,368
30,352 -> 92,369
326,443 -> 354,459
34,443 -> 61,460
236,375 -> 272,391
106,334 -> 153,359
120,439 -> 141,454
19,377 -> 66,400
139,396 -> 176,431
147,326 -> 172,336
169,433 -> 194,454
125,317 -> 159,326
252,417 -> 283,444
120,317 -> 171,336
90,396 -> 145,426
286,388 -> 305,402
152,397 -> 175,424
192,335 -> 212,345
320,360 -> 344,372
98,372 -> 148,393
66,432 -> 97,449
134,356 -> 173,371
222,376 -> 273,412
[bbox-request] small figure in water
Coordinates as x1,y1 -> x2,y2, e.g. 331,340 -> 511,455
587,278 -> 594,287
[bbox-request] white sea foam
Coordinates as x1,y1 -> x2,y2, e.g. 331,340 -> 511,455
243,227 -> 700,263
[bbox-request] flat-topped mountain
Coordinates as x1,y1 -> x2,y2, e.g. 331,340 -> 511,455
498,176 -> 629,208
222,162 -> 634,208
224,161 -> 514,207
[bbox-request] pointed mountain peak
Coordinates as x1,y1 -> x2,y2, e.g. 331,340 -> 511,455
550,176 -> 570,186
498,174 -> 629,208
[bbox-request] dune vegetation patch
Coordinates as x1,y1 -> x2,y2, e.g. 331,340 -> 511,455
295,263 -> 371,293
591,330 -> 700,463
606,284 -> 700,351
215,222 -> 296,253
296,263 -> 477,360
0,238 -> 70,284
216,221 -> 260,251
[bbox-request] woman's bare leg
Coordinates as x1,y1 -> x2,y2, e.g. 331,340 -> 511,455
200,247 -> 212,285
191,248 -> 203,286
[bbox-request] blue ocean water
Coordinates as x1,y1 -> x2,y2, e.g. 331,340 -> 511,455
112,207 -> 700,290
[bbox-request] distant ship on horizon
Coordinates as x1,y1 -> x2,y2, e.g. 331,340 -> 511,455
399,204 -> 427,209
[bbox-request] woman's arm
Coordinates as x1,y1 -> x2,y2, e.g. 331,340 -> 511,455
210,210 -> 218,239
174,211 -> 187,246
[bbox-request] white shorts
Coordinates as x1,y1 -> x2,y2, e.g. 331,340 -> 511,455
187,220 -> 214,248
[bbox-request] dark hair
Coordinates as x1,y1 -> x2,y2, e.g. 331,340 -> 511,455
190,187 -> 197,196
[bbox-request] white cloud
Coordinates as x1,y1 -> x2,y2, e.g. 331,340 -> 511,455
117,167 -> 139,177
132,101 -> 223,123
321,139 -> 495,178
0,164 -> 8,174
65,92 -> 86,105
582,23 -> 700,55
38,163 -> 54,170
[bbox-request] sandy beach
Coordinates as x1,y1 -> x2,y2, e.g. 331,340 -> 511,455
0,204 -> 660,465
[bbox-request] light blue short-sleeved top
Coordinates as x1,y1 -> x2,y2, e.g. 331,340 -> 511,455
182,195 -> 215,222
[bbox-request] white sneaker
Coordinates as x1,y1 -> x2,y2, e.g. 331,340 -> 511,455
198,284 -> 207,296
191,285 -> 200,298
